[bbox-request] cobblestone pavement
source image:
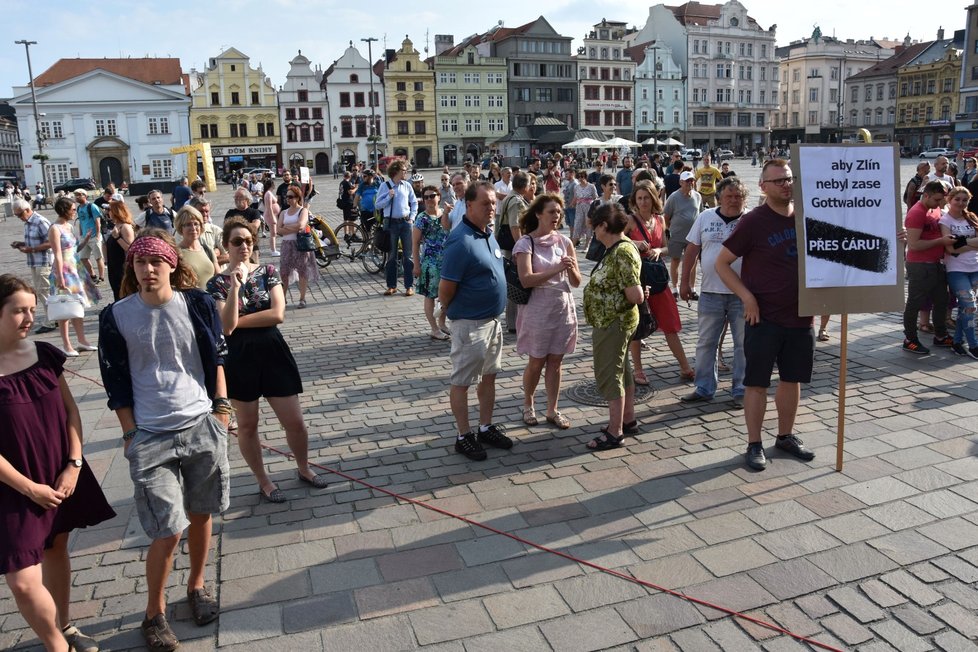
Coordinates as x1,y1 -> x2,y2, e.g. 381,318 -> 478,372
2,163 -> 977,651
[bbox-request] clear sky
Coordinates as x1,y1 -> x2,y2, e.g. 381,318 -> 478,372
0,0 -> 960,99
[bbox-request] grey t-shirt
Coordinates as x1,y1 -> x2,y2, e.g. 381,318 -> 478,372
664,190 -> 703,246
112,291 -> 211,433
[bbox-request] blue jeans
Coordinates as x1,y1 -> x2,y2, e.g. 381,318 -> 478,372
385,218 -> 414,290
694,292 -> 745,398
947,270 -> 978,347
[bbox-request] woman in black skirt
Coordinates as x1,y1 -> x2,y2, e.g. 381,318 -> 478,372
206,217 -> 327,503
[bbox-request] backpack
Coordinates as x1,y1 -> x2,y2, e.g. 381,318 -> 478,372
144,207 -> 174,231
904,174 -> 923,206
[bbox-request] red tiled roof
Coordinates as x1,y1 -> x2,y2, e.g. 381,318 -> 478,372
667,2 -> 760,29
32,58 -> 184,87
848,41 -> 932,80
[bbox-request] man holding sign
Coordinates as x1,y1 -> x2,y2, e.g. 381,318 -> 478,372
715,159 -> 817,471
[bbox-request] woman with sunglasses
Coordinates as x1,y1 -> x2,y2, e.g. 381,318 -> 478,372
276,188 -> 319,309
175,206 -> 219,290
206,218 -> 326,503
411,185 -> 451,340
47,198 -> 97,357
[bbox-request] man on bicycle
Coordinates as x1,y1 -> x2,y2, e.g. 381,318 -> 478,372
355,169 -> 380,232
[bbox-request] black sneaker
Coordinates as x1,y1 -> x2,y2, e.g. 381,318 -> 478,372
775,434 -> 816,461
969,347 -> 978,361
745,442 -> 767,470
477,424 -> 513,450
679,390 -> 712,403
933,335 -> 954,348
903,339 -> 930,355
455,432 -> 487,461
952,342 -> 969,356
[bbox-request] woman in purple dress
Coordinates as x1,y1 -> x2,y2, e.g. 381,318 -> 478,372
0,274 -> 115,651
513,194 -> 581,429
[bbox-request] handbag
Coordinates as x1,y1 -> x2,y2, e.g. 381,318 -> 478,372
374,226 -> 392,253
632,300 -> 657,340
48,293 -> 84,321
632,215 -> 671,295
296,227 -> 317,252
504,237 -> 535,305
585,237 -> 606,262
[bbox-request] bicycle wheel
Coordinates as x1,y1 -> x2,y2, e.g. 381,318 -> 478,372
311,220 -> 336,269
335,221 -> 368,257
362,242 -> 386,274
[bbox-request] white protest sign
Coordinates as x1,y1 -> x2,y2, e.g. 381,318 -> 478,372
798,145 -> 898,288
299,166 -> 311,184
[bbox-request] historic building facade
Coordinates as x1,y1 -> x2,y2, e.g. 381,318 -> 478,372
189,48 -> 279,175
322,43 -> 386,170
896,32 -> 963,151
846,39 -> 927,144
631,40 -> 686,143
577,20 -> 637,139
432,34 -> 508,166
956,7 -> 978,148
279,51 -> 331,175
10,58 -> 190,190
382,37 -> 437,167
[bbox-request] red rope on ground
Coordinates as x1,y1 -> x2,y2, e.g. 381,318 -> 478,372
63,367 -> 843,651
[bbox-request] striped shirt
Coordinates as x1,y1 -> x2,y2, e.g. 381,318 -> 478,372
23,212 -> 53,268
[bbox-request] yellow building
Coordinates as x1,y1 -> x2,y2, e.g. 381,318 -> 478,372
190,48 -> 280,175
895,40 -> 961,151
382,37 -> 437,167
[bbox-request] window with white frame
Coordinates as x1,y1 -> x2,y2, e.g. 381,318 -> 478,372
95,118 -> 118,137
40,120 -> 64,139
439,72 -> 456,84
464,119 -> 473,132
150,158 -> 173,179
148,116 -> 170,135
49,162 -> 70,184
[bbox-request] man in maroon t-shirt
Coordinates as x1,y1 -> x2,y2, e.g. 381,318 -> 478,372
715,159 -> 817,472
902,181 -> 956,354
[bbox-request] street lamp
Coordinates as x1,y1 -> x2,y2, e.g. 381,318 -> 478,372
15,39 -> 48,198
362,37 -> 380,171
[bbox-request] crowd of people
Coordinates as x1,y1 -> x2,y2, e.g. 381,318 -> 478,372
4,143 -> 947,651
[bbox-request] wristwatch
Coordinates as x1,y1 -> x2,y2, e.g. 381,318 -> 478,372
67,458 -> 83,468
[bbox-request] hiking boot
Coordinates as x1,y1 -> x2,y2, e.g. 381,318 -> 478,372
63,625 -> 99,652
455,432 -> 487,461
775,434 -> 816,461
745,442 -> 767,471
933,335 -> 954,348
477,424 -> 513,449
902,339 -> 930,355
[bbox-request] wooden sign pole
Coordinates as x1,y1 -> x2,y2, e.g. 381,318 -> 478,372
836,314 -> 848,472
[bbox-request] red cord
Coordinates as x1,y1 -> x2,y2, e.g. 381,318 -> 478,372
64,367 -> 843,651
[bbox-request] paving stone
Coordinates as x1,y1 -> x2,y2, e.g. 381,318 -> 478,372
686,512 -> 762,545
909,560 -> 950,583
821,613 -> 874,646
907,490 -> 978,519
538,607 -> 638,652
431,564 -> 512,602
276,540 -> 337,571
868,530 -> 950,565
309,558 -> 381,594
677,486 -> 758,519
408,601 -> 495,644
880,570 -> 944,606
483,585 -> 570,628
741,500 -> 820,531
932,555 -> 978,582
919,517 -> 978,550
218,603 -> 283,646
630,500 -> 695,530
826,586 -> 886,623
795,488 -> 866,518
519,497 -> 590,527
864,501 -> 937,531
753,523 -> 841,560
220,569 -> 311,610
840,477 -> 919,505
931,602 -> 978,639
355,504 -> 420,531
625,524 -> 707,561
332,529 -> 396,561
860,578 -> 908,608
934,631 -> 978,652
891,604 -> 945,635
616,594 -> 706,637
763,602 -> 822,638
809,542 -> 899,582
320,614 -> 417,652
455,534 -> 526,566
703,618 -> 765,652
670,627 -> 722,651
628,553 -> 714,590
282,592 -> 357,633
462,625 -> 552,652
688,574 -> 778,619
816,513 -> 891,544
746,558 -> 836,601
692,539 -> 778,576
353,577 -> 439,619
375,543 -> 463,582
554,571 -> 649,612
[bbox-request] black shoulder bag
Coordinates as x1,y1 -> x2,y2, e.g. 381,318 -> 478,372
504,236 -> 535,305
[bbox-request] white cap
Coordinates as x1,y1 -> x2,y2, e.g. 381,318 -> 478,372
680,171 -> 696,182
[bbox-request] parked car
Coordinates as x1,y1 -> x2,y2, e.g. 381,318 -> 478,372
715,149 -> 735,161
919,148 -> 954,159
680,148 -> 703,161
241,167 -> 276,178
54,178 -> 97,193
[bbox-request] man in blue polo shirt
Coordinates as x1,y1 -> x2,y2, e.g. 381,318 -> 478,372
439,180 -> 511,461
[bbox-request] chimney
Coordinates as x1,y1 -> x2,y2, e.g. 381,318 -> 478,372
938,26 -> 945,40
435,35 -> 455,55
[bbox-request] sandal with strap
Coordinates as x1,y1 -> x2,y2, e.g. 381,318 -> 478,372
817,329 -> 829,342
546,411 -> 571,429
521,406 -> 538,426
141,613 -> 180,651
586,428 -> 624,451
633,370 -> 650,386
187,586 -> 219,626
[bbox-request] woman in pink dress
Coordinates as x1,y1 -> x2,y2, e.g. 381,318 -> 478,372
262,178 -> 280,256
514,194 -> 581,429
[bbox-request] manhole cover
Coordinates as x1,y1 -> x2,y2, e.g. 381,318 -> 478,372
564,379 -> 657,407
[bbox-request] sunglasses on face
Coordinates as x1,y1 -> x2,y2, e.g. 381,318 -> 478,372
230,237 -> 253,246
424,194 -> 439,199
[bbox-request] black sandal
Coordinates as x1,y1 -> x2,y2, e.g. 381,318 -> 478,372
623,420 -> 639,436
187,586 -> 219,626
587,428 -> 624,451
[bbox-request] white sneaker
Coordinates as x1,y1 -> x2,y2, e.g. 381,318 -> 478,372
270,249 -> 280,256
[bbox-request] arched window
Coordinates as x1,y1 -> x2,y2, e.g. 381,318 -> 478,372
600,48 -> 608,60
406,61 -> 412,72
350,74 -> 359,83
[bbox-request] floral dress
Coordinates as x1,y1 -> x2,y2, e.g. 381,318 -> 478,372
414,211 -> 450,299
49,224 -> 99,308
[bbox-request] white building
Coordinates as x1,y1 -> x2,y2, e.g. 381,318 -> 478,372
631,41 -> 686,142
11,58 -> 190,191
279,51 -> 330,174
634,1 -> 780,153
322,43 -> 386,169
0,112 -> 23,181
577,20 -> 638,138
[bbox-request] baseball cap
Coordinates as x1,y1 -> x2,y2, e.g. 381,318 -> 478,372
680,171 -> 696,182
73,188 -> 88,196
111,193 -> 125,202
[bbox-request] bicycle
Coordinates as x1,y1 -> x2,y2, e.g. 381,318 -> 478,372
306,214 -> 342,268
